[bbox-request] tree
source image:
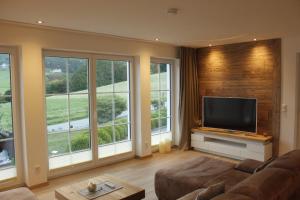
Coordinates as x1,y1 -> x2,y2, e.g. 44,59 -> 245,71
46,79 -> 67,94
0,90 -> 11,103
70,66 -> 87,92
151,99 -> 160,110
70,132 -> 90,152
97,95 -> 127,124
4,90 -> 11,102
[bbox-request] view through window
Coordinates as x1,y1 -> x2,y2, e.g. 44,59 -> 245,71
45,54 -> 132,169
150,62 -> 172,145
96,59 -> 131,158
45,56 -> 92,169
0,53 -> 17,180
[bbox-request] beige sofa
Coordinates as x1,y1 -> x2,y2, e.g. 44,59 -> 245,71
0,187 -> 37,200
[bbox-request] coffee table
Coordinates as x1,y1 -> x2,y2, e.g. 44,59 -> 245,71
55,174 -> 145,200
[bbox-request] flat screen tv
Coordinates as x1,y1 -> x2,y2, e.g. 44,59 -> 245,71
203,96 -> 257,133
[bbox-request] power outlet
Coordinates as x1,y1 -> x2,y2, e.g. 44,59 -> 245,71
281,104 -> 287,112
34,165 -> 40,171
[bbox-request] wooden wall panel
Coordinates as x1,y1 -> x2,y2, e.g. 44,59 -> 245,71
197,39 -> 281,155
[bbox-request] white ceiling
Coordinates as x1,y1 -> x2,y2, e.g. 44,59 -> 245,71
0,0 -> 300,47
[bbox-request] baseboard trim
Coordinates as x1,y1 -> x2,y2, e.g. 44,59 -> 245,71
27,182 -> 49,189
135,154 -> 153,159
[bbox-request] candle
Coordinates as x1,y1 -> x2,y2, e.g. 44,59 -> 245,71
159,140 -> 166,153
165,139 -> 171,153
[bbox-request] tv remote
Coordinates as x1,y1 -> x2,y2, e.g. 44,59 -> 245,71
105,182 -> 116,189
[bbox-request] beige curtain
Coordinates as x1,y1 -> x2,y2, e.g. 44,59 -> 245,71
179,47 -> 201,149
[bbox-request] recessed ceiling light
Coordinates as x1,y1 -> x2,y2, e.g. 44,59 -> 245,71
167,8 -> 178,15
37,20 -> 44,24
253,38 -> 257,41
209,44 -> 212,47
155,38 -> 159,41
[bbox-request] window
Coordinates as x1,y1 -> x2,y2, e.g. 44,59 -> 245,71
0,50 -> 18,181
45,56 -> 92,169
44,52 -> 133,170
150,61 -> 172,145
96,59 -> 132,158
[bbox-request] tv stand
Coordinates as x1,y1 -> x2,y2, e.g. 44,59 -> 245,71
191,127 -> 273,161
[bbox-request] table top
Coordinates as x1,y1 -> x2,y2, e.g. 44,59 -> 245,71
55,174 -> 145,200
192,127 -> 273,143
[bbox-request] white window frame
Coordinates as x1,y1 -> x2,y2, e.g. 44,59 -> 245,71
150,58 -> 175,146
93,54 -> 134,159
43,51 -> 93,170
43,50 -> 135,178
0,46 -> 23,187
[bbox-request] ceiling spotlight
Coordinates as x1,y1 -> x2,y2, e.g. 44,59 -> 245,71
253,38 -> 257,41
37,20 -> 44,24
155,38 -> 159,41
167,8 -> 178,15
209,44 -> 212,47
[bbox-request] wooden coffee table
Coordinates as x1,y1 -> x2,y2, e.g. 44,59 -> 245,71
55,174 -> 145,200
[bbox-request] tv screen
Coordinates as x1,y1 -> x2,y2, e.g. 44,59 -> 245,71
203,97 -> 257,133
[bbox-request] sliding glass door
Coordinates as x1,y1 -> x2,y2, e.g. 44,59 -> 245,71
44,52 -> 133,170
45,55 -> 92,169
0,48 -> 21,182
96,59 -> 131,158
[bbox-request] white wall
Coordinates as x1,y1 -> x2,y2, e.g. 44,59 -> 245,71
280,36 -> 300,155
0,21 -> 177,187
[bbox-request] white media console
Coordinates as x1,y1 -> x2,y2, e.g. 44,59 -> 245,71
191,128 -> 273,161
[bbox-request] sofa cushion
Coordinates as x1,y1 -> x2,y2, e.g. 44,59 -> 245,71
235,159 -> 263,174
203,169 -> 250,191
195,182 -> 225,200
227,168 -> 295,200
254,157 -> 276,173
266,150 -> 300,173
177,188 -> 205,200
0,187 -> 37,200
211,193 -> 254,200
155,156 -> 234,200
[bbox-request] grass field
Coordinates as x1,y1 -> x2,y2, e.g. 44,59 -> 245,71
46,72 -> 168,125
0,68 -> 12,131
0,69 -> 10,94
47,130 -> 90,155
1,70 -> 168,156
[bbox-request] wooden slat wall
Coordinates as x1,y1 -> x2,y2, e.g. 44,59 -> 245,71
197,39 -> 281,155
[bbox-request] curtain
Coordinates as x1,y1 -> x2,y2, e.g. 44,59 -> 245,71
178,47 -> 201,149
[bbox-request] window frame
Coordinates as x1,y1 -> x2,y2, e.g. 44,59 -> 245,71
93,54 -> 134,159
0,46 -> 23,187
150,58 -> 175,146
43,51 -> 93,170
43,50 -> 135,176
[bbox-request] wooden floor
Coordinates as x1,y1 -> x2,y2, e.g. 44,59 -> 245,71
32,150 -> 237,200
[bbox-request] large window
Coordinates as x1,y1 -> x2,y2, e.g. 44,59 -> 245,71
0,51 -> 17,180
44,53 -> 133,170
150,61 -> 172,145
96,59 -> 131,158
45,56 -> 92,169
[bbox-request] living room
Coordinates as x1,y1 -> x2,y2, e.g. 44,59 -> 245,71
0,0 -> 300,200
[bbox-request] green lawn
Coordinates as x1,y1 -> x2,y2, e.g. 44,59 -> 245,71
0,68 -> 11,94
48,129 -> 90,155
0,71 -> 168,156
46,72 -> 167,125
46,94 -> 89,125
0,72 -> 168,131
